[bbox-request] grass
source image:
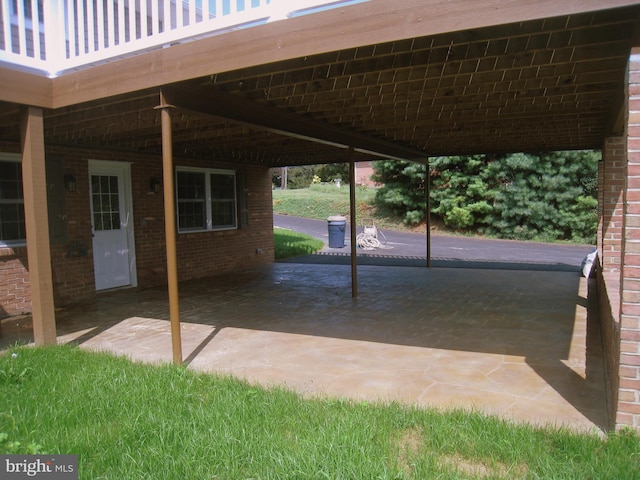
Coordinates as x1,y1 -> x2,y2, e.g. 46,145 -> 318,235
273,227 -> 324,260
273,183 -> 415,232
1,345 -> 639,479
273,183 -> 370,221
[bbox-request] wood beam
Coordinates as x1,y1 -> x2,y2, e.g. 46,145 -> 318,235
426,157 -> 431,268
609,18 -> 640,136
348,147 -> 358,298
161,84 -> 426,162
609,84 -> 629,137
157,92 -> 182,365
20,106 -> 57,345
0,68 -> 53,107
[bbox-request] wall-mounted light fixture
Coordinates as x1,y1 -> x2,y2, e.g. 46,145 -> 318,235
149,177 -> 162,194
64,174 -> 77,193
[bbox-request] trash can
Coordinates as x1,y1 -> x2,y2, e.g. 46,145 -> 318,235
327,215 -> 347,248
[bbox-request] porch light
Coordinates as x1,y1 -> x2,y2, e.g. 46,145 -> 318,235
64,174 -> 77,193
150,177 -> 162,194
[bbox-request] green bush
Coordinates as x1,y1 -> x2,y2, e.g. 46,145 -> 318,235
481,151 -> 599,243
371,159 -> 427,224
446,206 -> 474,229
372,150 -> 599,243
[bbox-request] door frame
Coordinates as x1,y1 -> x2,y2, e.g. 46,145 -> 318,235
88,159 -> 138,290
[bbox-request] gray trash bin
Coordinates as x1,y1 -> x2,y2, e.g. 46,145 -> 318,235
327,215 -> 347,248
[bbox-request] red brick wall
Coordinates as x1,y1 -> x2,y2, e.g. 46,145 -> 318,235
0,247 -> 31,317
0,147 -> 34,317
131,155 -> 275,284
599,137 -> 625,431
618,50 -> 640,430
0,146 -> 274,316
601,137 -> 626,274
50,149 -> 95,306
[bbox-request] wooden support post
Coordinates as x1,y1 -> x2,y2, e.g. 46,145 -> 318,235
348,148 -> 358,298
158,91 -> 182,364
20,106 -> 57,345
426,157 -> 431,268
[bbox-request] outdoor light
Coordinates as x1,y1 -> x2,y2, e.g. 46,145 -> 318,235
150,177 -> 162,193
64,174 -> 76,193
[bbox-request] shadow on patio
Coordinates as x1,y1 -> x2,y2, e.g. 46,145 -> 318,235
0,260 -> 607,434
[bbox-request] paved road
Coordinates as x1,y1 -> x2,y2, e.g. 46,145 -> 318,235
274,214 -> 595,271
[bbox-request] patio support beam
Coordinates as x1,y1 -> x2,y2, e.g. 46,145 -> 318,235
426,157 -> 431,268
20,106 -> 56,345
158,91 -> 182,365
161,85 -> 426,163
348,147 -> 358,298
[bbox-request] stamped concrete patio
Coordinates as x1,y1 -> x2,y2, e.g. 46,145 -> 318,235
1,261 -> 607,434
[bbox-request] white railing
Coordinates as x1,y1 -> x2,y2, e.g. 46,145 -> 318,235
0,0 -> 362,77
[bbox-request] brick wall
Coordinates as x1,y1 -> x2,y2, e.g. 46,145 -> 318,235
132,155 -> 275,284
0,247 -> 31,317
599,137 -> 625,430
601,137 -> 626,273
0,146 -> 33,318
0,146 -> 274,316
50,149 -> 95,306
618,50 -> 640,429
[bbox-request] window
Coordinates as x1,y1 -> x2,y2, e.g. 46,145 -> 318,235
176,167 -> 237,232
91,174 -> 121,231
0,155 -> 25,247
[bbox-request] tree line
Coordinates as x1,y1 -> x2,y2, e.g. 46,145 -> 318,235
272,150 -> 599,244
372,151 -> 599,244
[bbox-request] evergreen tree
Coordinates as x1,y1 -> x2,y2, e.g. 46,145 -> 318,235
371,150 -> 599,243
429,155 -> 495,229
482,151 -> 599,242
371,160 -> 427,225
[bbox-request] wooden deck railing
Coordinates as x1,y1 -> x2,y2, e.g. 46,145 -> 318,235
0,0 -> 359,77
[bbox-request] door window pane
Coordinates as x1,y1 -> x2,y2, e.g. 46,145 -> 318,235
211,172 -> 236,228
177,171 -> 206,231
91,175 -> 121,231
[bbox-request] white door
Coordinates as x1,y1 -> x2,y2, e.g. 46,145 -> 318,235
89,162 -> 136,291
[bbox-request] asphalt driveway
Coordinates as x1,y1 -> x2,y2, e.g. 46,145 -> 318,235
274,214 -> 595,272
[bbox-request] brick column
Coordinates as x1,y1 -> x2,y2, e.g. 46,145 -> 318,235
601,137 -> 625,273
598,152 -> 604,261
618,50 -> 640,430
599,137 -> 625,430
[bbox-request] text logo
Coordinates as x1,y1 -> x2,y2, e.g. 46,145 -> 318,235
1,455 -> 78,479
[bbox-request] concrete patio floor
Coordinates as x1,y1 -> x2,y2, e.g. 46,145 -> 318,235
1,262 -> 607,434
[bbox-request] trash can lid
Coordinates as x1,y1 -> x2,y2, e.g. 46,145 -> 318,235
327,215 -> 347,222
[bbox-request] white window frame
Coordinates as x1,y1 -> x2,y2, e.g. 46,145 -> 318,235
0,153 -> 25,248
175,166 -> 237,233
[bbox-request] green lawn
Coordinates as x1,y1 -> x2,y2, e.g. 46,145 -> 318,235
273,183 -> 412,232
1,346 -> 639,479
274,227 -> 324,260
273,183 -> 371,221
